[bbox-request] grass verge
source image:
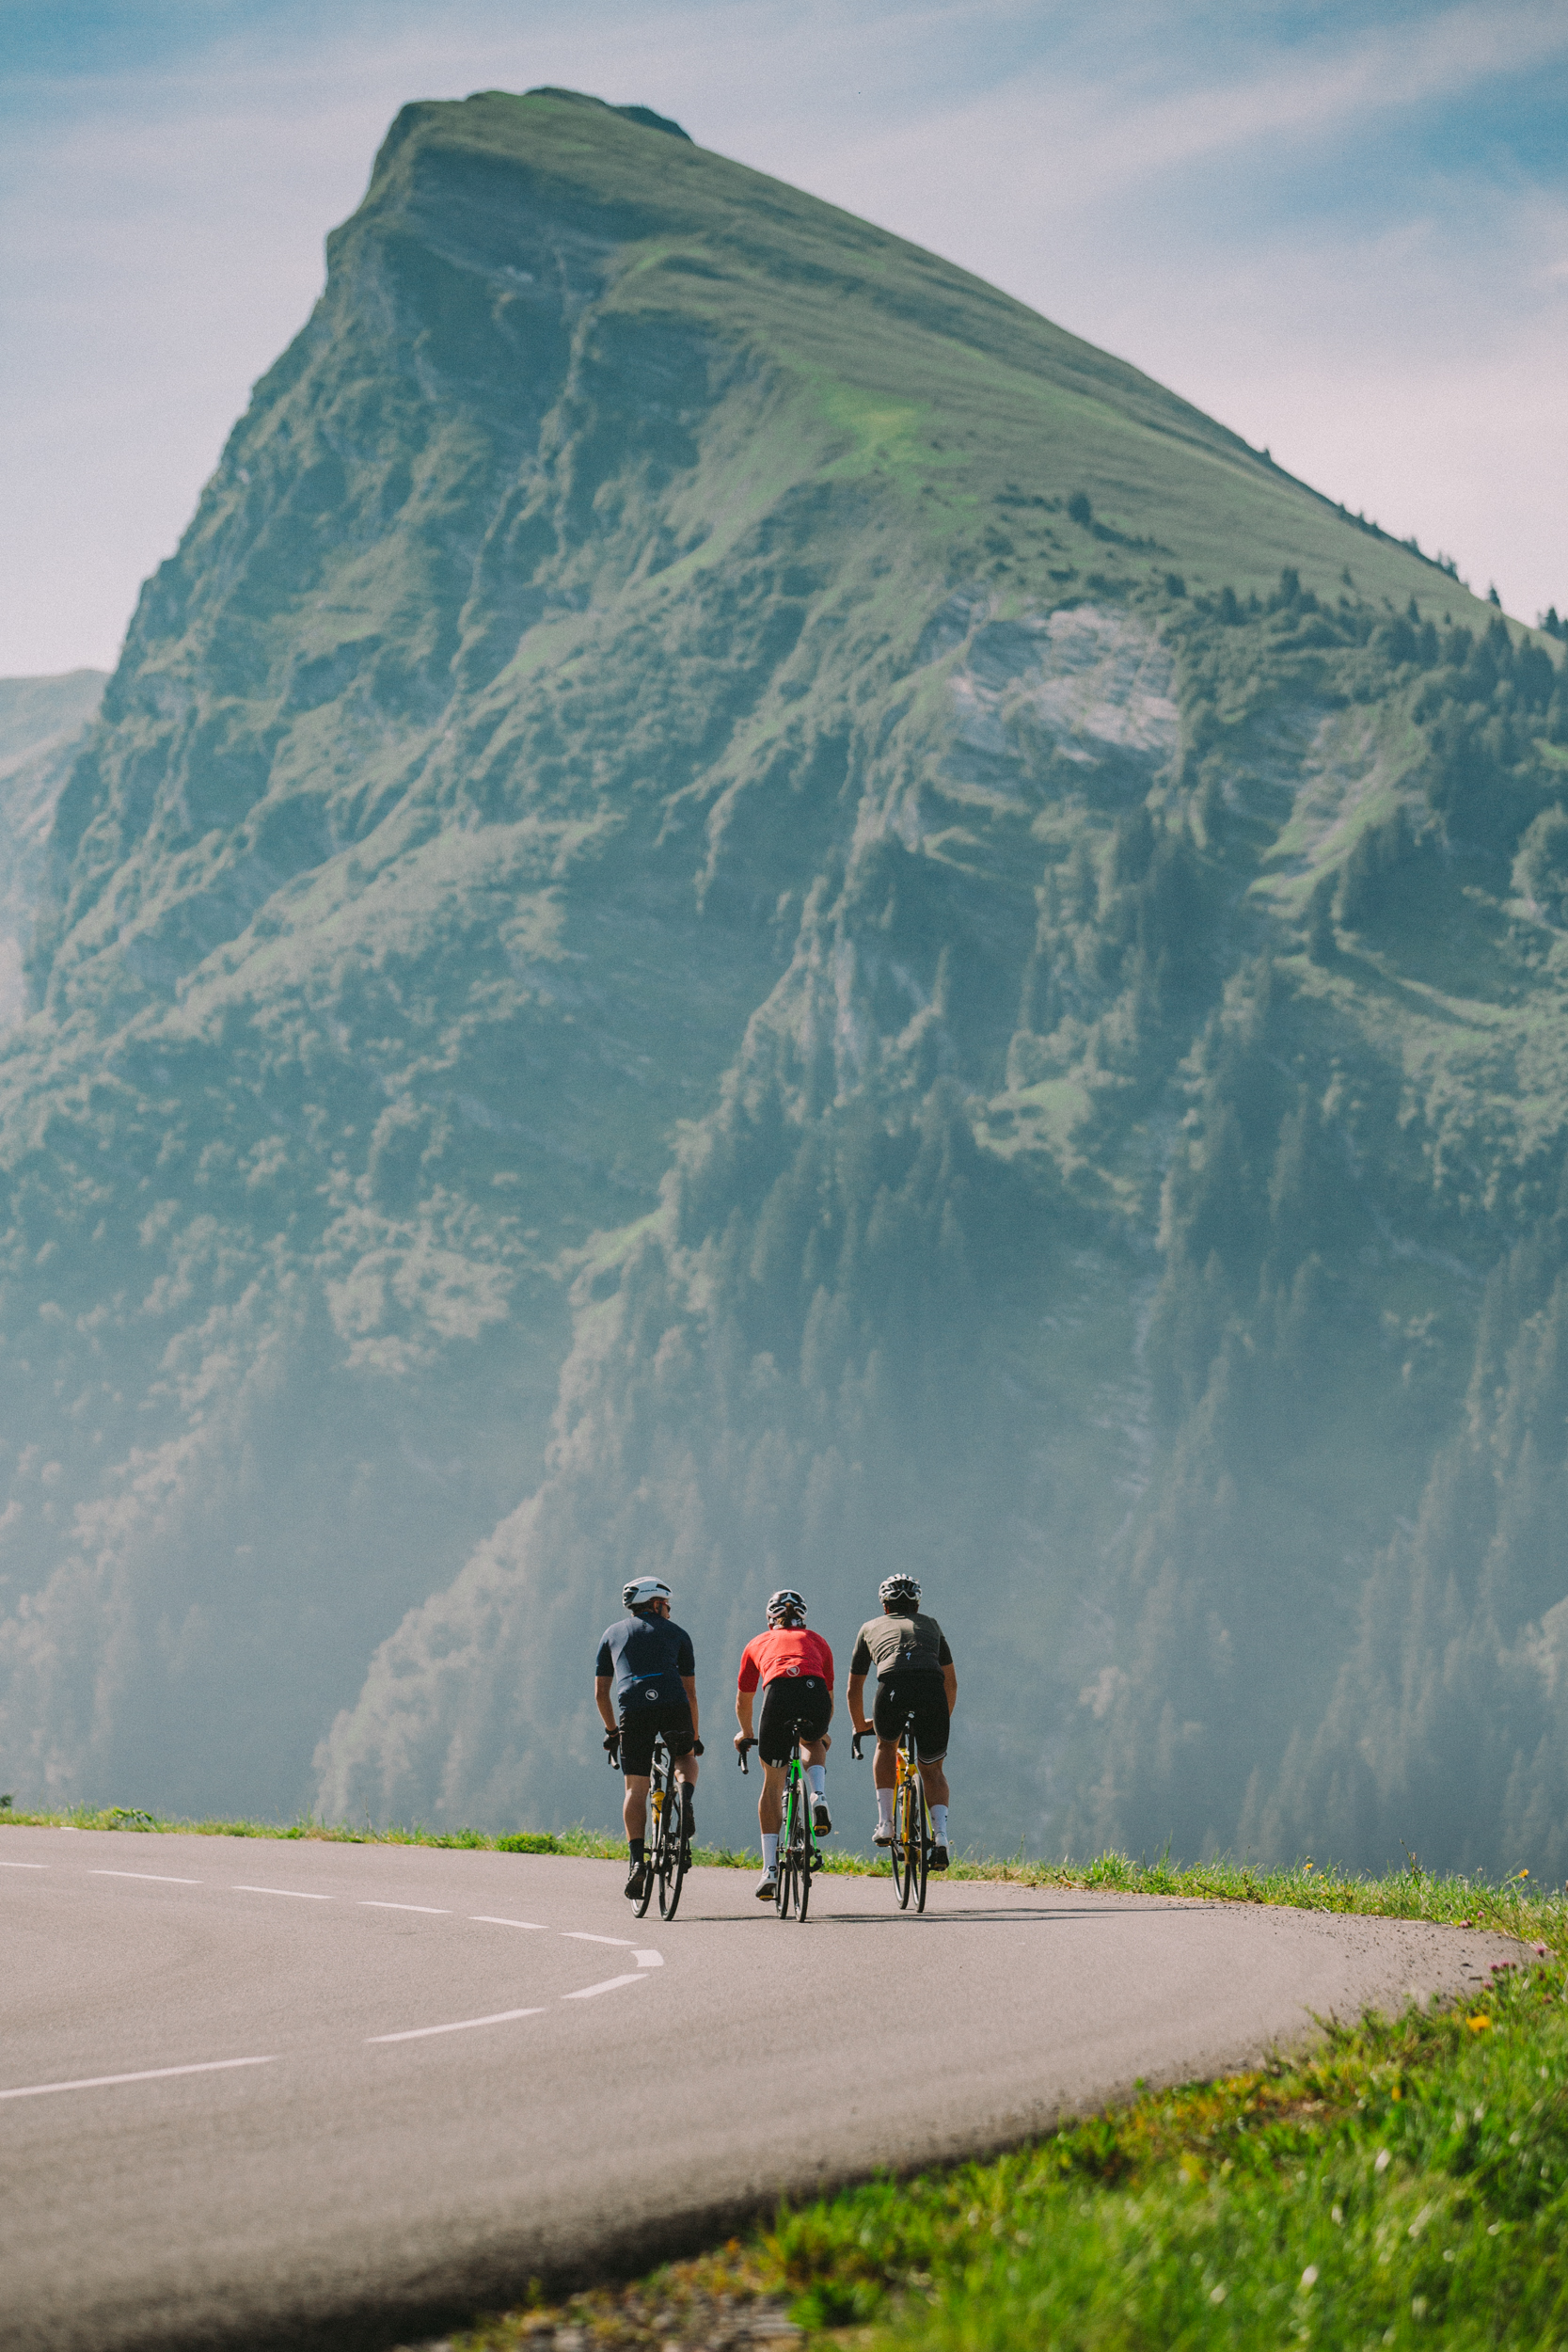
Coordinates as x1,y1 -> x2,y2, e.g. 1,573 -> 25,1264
426,1938 -> 1567,2352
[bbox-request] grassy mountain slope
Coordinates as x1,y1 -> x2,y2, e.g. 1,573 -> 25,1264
0,90 -> 1560,1867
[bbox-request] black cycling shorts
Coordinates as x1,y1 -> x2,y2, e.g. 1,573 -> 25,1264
618,1698 -> 695,1778
757,1674 -> 832,1766
873,1670 -> 948,1762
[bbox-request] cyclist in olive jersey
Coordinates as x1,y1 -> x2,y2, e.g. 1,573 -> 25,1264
847,1574 -> 956,1868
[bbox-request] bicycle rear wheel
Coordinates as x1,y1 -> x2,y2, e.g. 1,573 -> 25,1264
911,1779 -> 931,1915
892,1733 -> 916,1909
795,1782 -> 813,1923
658,1779 -> 687,1920
635,1748 -> 663,1919
774,1780 -> 794,1918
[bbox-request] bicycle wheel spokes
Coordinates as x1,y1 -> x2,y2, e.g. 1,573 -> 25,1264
635,1766 -> 660,1919
797,1794 -> 813,1923
912,1779 -> 930,1914
658,1776 -> 687,1920
774,1786 -> 793,1918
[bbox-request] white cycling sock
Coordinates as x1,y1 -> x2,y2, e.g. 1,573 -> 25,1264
805,1764 -> 826,1799
931,1804 -> 949,1845
877,1788 -> 895,1832
762,1833 -> 779,1872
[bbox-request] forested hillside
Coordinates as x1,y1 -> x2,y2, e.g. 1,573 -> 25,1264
1,90 -> 1560,1868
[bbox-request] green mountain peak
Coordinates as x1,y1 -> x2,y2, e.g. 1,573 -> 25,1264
0,92 -> 1561,1873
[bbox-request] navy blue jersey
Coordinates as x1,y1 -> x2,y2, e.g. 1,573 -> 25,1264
595,1613 -> 695,1712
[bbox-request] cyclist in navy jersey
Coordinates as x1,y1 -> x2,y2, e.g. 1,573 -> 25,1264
594,1577 -> 700,1901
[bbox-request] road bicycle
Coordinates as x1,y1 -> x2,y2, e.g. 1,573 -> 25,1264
852,1712 -> 931,1913
608,1726 -> 692,1920
736,1725 -> 818,1921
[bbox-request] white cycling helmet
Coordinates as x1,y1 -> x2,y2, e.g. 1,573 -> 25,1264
767,1588 -> 807,1625
623,1577 -> 673,1613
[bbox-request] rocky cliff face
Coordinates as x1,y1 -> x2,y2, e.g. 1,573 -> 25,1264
3,90 -> 1562,1867
0,672 -> 104,1025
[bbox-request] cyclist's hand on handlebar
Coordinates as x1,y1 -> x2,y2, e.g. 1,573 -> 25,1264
603,1729 -> 622,1764
851,1730 -> 865,1761
690,1739 -> 705,1756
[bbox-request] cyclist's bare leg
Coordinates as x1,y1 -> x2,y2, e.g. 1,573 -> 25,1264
919,1756 -> 949,1806
872,1737 -> 898,1788
623,1774 -> 650,1839
758,1759 -> 787,1835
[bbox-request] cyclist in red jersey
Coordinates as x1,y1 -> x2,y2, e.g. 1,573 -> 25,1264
734,1589 -> 833,1902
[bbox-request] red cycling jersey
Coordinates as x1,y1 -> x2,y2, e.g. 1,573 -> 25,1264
736,1627 -> 834,1693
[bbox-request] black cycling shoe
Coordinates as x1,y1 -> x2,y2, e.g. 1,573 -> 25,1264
930,1844 -> 950,1870
624,1864 -> 647,1899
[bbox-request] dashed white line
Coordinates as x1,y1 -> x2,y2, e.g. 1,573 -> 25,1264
0,1860 -> 44,1869
562,1974 -> 650,2000
563,1931 -> 635,1947
470,1915 -> 549,1931
91,1869 -> 200,1885
368,2008 -> 546,2044
635,1950 -> 663,1968
232,1885 -> 329,1901
358,1901 -> 450,1915
0,2057 -> 277,2103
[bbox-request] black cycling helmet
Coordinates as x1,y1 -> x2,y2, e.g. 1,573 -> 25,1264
623,1576 -> 673,1613
878,1574 -> 921,1614
766,1587 -> 807,1625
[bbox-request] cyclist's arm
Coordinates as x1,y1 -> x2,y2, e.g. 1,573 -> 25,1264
847,1672 -> 873,1735
681,1675 -> 699,1740
595,1675 -> 616,1732
735,1684 -> 755,1741
942,1662 -> 957,1711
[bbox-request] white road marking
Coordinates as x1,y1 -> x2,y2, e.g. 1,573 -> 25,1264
470,1915 -> 548,1931
358,1901 -> 450,1915
232,1884 -> 329,1900
0,1860 -> 44,1869
0,2057 -> 276,2102
368,2008 -> 546,2044
563,1931 -> 635,1946
562,1974 -> 649,2000
635,1950 -> 663,1968
91,1869 -> 200,1885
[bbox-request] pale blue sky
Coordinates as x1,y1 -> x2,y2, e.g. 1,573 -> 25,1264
4,0 -> 1565,674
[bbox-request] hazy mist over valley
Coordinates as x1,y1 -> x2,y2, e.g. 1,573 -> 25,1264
4,88 -> 1566,1872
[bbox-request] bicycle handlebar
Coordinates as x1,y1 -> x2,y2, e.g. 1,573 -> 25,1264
735,1734 -> 756,1775
604,1729 -> 622,1767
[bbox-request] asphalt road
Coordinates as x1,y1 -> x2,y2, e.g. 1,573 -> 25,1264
2,1826 -> 1520,2352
